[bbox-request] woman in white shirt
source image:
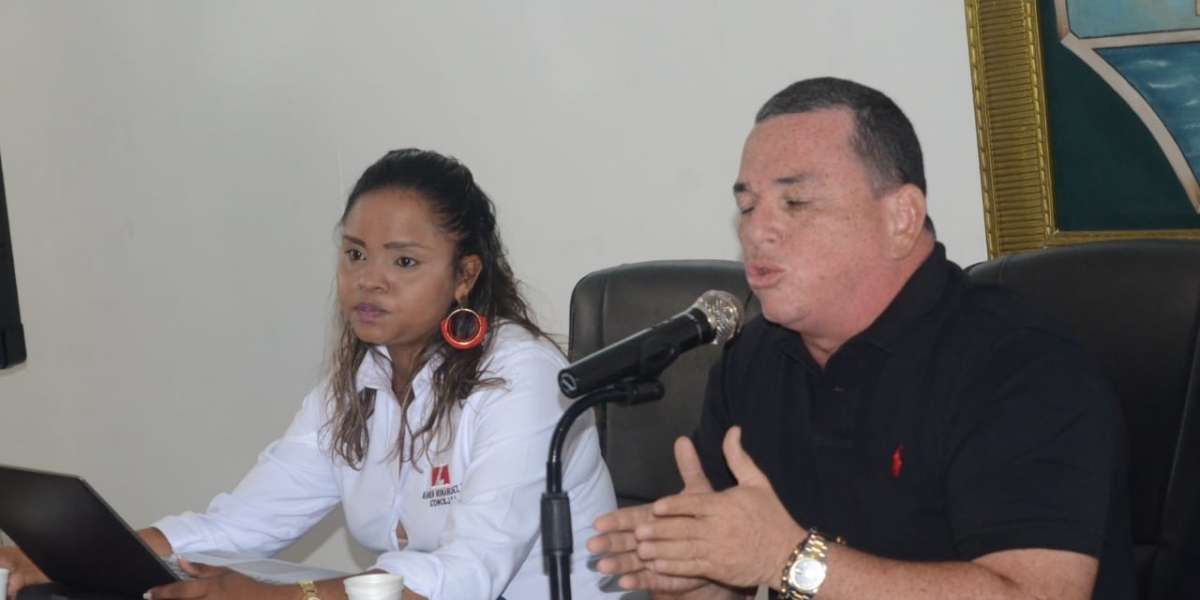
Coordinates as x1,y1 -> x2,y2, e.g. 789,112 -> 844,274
0,149 -> 618,600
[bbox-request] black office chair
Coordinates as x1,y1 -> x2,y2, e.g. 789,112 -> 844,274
569,240 -> 1200,599
966,239 -> 1200,600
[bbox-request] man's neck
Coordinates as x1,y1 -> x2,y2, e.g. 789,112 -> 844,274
802,236 -> 936,369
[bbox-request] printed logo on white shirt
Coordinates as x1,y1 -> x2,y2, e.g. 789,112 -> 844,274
422,463 -> 460,507
431,464 -> 451,487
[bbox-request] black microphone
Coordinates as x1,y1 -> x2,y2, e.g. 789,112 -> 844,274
558,290 -> 744,398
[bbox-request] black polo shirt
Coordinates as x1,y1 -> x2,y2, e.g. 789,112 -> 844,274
693,244 -> 1135,599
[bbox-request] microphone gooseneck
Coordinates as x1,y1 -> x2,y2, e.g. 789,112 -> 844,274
542,381 -> 665,600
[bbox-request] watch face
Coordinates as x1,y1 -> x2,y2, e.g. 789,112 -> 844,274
789,557 -> 827,592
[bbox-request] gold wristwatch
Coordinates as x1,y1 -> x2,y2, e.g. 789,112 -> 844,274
779,529 -> 830,600
298,580 -> 321,600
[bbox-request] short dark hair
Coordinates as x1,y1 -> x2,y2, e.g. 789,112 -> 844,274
757,78 -> 930,232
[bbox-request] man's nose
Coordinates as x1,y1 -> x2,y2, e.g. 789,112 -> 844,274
740,204 -> 779,246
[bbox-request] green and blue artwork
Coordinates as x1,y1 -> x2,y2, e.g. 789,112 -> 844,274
1040,0 -> 1200,230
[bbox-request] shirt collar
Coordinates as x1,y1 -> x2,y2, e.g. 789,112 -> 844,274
775,242 -> 955,364
354,346 -> 438,396
853,242 -> 954,353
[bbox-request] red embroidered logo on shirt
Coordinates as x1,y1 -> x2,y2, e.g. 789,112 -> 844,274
891,445 -> 904,478
423,464 -> 460,507
431,464 -> 451,488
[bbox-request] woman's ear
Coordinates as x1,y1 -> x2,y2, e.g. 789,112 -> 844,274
455,255 -> 483,304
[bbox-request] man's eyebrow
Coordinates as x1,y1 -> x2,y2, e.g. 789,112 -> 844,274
733,173 -> 812,195
774,173 -> 811,186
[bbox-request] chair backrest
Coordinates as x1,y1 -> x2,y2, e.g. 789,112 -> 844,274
966,239 -> 1200,600
567,260 -> 758,506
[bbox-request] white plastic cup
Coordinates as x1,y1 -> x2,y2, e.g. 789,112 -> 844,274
345,591 -> 398,600
344,583 -> 402,599
343,574 -> 404,590
0,567 -> 10,599
343,573 -> 404,600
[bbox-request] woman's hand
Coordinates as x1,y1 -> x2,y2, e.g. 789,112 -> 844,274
0,546 -> 50,598
143,559 -> 291,600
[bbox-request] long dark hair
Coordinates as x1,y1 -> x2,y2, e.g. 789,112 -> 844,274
326,148 -> 545,467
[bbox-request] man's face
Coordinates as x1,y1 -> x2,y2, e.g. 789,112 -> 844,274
735,108 -> 895,338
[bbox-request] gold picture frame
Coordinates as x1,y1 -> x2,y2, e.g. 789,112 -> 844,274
963,0 -> 1200,258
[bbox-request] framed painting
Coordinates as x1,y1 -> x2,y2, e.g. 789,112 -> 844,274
964,0 -> 1200,257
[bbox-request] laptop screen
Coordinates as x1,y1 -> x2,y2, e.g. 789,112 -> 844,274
0,465 -> 178,597
0,464 -> 348,598
0,151 -> 27,369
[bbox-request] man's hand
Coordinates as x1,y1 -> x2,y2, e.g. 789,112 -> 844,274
0,546 -> 49,599
635,426 -> 805,590
144,559 -> 287,600
588,434 -> 721,595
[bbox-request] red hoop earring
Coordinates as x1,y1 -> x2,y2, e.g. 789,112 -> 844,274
441,307 -> 487,350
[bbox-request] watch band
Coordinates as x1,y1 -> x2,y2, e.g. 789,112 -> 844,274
298,580 -> 321,600
779,529 -> 831,600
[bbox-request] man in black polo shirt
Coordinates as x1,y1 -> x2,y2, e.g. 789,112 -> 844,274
588,77 -> 1134,600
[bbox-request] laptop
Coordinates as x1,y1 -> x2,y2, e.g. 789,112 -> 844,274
0,465 -> 346,598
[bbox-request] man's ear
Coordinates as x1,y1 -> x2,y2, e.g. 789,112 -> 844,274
882,183 -> 927,259
455,255 -> 483,304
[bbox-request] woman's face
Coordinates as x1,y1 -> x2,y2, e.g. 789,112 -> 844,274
336,188 -> 480,369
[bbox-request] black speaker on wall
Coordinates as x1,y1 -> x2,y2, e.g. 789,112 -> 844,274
0,149 -> 26,368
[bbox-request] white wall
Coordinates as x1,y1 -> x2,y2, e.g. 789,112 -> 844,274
0,1 -> 984,572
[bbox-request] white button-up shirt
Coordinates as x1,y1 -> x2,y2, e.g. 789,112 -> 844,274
155,323 -> 618,599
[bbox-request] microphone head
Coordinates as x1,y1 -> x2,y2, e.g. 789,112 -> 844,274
693,290 -> 743,345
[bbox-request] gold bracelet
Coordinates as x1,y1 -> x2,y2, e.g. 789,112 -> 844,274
298,580 -> 321,600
